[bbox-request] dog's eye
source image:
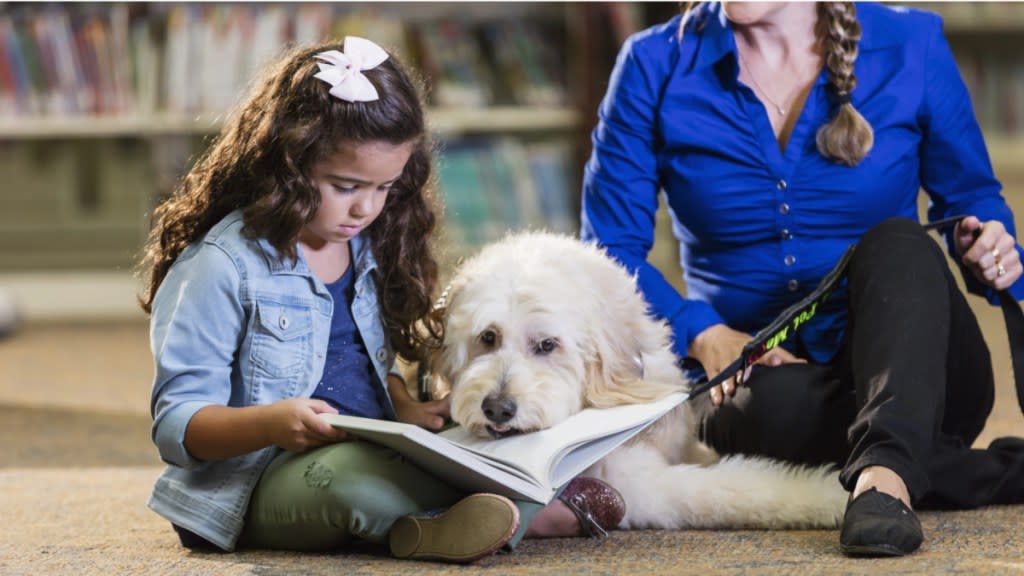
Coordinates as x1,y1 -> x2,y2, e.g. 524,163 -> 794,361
480,329 -> 498,348
535,338 -> 559,355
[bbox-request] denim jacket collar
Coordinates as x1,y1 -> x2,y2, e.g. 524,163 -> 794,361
256,232 -> 378,282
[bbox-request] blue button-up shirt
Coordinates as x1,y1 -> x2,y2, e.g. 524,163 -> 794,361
582,1 -> 1024,363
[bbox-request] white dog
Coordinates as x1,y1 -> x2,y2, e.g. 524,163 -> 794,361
431,231 -> 848,530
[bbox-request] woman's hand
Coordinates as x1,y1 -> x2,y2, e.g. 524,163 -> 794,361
688,323 -> 805,406
387,374 -> 451,430
263,398 -> 350,453
955,216 -> 1022,290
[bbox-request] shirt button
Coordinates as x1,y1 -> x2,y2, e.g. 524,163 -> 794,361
279,315 -> 290,330
779,203 -> 790,215
777,179 -> 787,190
376,348 -> 388,362
784,255 -> 796,266
788,279 -> 800,291
781,229 -> 792,240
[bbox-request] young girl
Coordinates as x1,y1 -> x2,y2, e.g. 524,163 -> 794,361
138,37 -> 622,563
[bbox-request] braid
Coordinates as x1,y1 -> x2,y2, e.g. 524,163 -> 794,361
678,2 -> 698,40
815,1 -> 873,166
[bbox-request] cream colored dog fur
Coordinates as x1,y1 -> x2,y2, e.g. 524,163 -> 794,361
433,231 -> 848,530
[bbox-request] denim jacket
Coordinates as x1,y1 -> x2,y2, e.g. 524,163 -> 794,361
147,210 -> 400,551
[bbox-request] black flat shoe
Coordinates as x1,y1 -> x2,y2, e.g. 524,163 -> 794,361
839,487 -> 923,557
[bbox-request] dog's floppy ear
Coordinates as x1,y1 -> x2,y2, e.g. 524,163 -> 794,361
583,338 -> 683,408
577,260 -> 685,407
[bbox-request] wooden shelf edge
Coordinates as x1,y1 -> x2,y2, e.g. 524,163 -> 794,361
941,18 -> 1024,34
0,107 -> 582,139
430,106 -> 581,135
0,114 -> 223,139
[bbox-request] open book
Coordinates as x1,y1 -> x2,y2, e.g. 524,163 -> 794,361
320,391 -> 687,504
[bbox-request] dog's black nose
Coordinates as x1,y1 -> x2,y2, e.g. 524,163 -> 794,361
481,394 -> 517,425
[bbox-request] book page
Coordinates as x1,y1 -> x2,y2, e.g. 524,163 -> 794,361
321,391 -> 687,504
440,392 -> 687,484
320,416 -> 552,502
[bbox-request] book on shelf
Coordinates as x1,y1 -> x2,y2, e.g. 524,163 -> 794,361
436,137 -> 578,257
1,3 -> 572,123
525,140 -> 578,235
478,19 -> 566,107
321,391 -> 687,504
413,19 -> 493,108
436,141 -> 495,248
477,138 -> 544,232
331,9 -> 412,66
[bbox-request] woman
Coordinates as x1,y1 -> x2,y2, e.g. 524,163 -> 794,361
582,1 -> 1024,557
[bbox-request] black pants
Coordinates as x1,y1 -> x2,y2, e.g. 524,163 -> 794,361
693,217 -> 1024,509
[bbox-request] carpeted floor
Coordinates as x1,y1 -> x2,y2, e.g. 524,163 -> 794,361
1,319 -> 1023,575
1,463 -> 1023,575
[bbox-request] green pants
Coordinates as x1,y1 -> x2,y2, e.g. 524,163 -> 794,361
240,441 -> 542,552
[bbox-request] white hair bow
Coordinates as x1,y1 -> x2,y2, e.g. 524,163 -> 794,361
313,36 -> 389,102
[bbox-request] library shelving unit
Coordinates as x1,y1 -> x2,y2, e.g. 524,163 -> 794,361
0,2 -> 591,319
921,2 -> 1024,175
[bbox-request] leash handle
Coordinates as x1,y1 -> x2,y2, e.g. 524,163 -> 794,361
927,214 -> 1024,414
921,214 -> 969,233
999,291 -> 1024,414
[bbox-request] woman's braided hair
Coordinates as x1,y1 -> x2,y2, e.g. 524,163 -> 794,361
815,1 -> 873,166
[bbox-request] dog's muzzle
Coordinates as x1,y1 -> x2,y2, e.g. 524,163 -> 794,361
482,393 -> 520,439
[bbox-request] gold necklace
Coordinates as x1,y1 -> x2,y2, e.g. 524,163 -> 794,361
737,49 -> 787,116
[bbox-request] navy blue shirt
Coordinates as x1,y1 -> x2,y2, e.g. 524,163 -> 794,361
311,265 -> 384,419
582,1 -> 1024,363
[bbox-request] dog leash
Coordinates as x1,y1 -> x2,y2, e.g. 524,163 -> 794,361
687,216 -> 1024,415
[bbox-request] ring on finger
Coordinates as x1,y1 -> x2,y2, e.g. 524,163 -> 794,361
993,247 -> 1001,261
998,263 -> 1007,277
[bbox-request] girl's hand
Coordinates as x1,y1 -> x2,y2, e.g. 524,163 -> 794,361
395,396 -> 451,430
263,398 -> 349,452
955,216 -> 1022,291
688,323 -> 806,406
387,374 -> 451,430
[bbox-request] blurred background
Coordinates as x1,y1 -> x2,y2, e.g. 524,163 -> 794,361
0,2 -> 1022,467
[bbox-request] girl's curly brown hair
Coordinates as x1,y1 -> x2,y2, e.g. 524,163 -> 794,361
138,40 -> 442,360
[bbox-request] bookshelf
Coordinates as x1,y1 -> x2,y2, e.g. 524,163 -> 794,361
0,2 -> 589,321
5,2 -> 1019,321
918,3 -> 1024,177
0,3 -> 593,317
